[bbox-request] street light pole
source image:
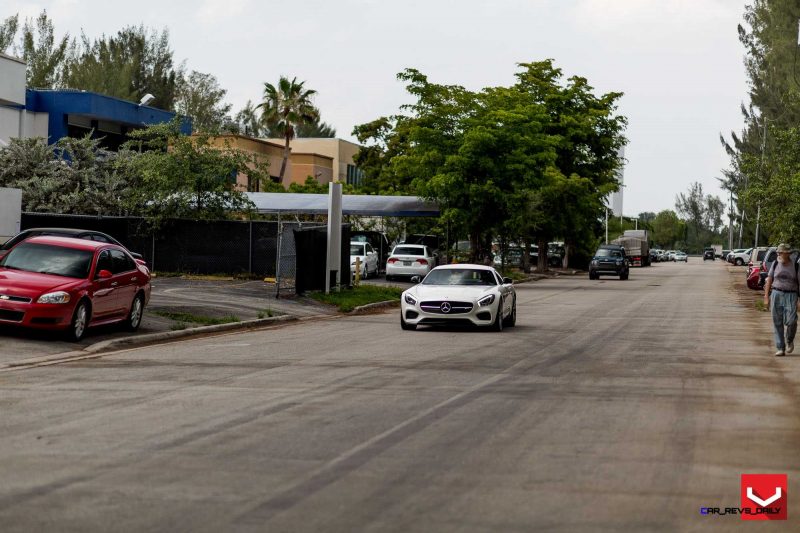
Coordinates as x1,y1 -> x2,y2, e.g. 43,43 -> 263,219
728,189 -> 734,251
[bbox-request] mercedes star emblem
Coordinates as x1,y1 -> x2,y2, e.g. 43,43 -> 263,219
440,302 -> 452,313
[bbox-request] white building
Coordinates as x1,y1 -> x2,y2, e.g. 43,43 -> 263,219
0,52 -> 48,145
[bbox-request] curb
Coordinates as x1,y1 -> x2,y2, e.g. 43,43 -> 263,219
1,315 -> 298,370
349,300 -> 400,315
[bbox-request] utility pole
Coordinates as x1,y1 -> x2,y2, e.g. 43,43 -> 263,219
728,189 -> 734,251
605,207 -> 609,244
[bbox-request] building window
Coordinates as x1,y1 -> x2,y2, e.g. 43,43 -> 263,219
346,164 -> 364,187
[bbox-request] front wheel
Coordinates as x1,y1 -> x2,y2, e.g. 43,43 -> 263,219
735,258 -> 743,266
67,300 -> 89,342
493,298 -> 504,332
620,271 -> 629,280
503,297 -> 516,327
401,315 -> 416,330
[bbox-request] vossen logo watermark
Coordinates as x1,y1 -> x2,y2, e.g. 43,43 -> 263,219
700,474 -> 787,521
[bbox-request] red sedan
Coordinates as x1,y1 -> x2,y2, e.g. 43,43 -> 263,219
0,236 -> 151,341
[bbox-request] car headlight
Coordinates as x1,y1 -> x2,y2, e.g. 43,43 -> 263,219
478,294 -> 495,307
591,259 -> 598,266
616,260 -> 622,265
37,291 -> 71,304
404,294 -> 417,305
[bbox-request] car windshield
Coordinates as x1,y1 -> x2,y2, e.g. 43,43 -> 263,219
0,242 -> 94,278
595,249 -> 622,258
393,246 -> 424,256
422,268 -> 497,286
350,244 -> 365,256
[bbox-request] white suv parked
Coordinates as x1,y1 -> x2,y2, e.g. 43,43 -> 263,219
728,248 -> 753,266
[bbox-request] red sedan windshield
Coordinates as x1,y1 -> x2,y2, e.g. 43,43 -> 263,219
0,242 -> 94,279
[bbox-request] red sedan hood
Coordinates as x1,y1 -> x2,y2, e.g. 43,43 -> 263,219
0,268 -> 82,299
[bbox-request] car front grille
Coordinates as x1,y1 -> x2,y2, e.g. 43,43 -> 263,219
0,309 -> 25,322
0,294 -> 32,303
420,301 -> 473,314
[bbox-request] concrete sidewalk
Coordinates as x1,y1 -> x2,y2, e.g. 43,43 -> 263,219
0,276 -> 337,367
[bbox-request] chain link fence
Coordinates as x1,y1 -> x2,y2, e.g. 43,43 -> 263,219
20,213 -> 283,277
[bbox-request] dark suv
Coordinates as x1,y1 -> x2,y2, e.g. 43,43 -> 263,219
703,248 -> 715,261
0,228 -> 144,263
589,244 -> 629,280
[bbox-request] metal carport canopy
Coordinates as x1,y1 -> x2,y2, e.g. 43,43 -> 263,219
244,192 -> 439,217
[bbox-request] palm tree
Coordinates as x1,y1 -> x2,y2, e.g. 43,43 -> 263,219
257,76 -> 318,182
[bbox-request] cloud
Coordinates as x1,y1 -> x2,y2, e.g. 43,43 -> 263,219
195,0 -> 252,25
571,0 -> 739,32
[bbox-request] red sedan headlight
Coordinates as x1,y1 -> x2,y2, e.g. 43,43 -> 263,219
36,291 -> 72,304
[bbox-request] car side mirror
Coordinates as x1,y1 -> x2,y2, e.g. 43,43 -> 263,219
410,276 -> 421,284
97,269 -> 112,279
503,277 -> 513,285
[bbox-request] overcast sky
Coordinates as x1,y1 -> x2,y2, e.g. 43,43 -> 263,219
5,0 -> 748,216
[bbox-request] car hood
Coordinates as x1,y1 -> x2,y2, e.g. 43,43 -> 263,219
409,284 -> 496,301
0,268 -> 83,298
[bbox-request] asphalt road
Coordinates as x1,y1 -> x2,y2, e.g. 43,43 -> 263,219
1,259 -> 798,532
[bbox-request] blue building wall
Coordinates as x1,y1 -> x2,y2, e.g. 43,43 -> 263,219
25,89 -> 191,144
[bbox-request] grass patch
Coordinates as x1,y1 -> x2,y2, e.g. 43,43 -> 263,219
309,285 -> 403,312
498,270 -> 527,282
257,308 -> 274,319
154,310 -> 240,325
755,300 -> 768,312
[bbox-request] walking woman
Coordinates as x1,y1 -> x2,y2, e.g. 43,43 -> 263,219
763,244 -> 799,356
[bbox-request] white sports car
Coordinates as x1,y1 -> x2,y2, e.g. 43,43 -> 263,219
400,264 -> 516,331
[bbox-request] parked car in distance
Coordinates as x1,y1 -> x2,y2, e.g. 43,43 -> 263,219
386,245 -> 436,281
0,236 -> 151,341
400,234 -> 441,265
748,246 -> 769,267
399,264 -> 516,331
728,248 -> 753,266
351,231 -> 390,268
0,228 -> 145,264
350,241 -> 379,279
674,251 -> 688,262
747,265 -> 762,290
589,244 -> 629,280
493,247 -> 523,269
721,249 -> 731,261
649,249 -> 661,263
703,248 -> 715,261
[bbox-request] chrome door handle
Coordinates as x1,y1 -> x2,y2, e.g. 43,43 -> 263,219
111,282 -> 118,286
131,277 -> 137,281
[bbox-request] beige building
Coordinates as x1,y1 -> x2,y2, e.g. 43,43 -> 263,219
269,138 -> 365,187
205,134 -> 335,191
205,135 -> 360,191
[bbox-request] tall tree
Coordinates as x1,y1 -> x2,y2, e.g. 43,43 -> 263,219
295,113 -> 336,138
174,70 -> 232,133
353,61 -> 626,267
233,100 -> 263,137
675,182 -> 706,245
0,14 -> 18,54
22,10 -> 69,88
722,1 -> 800,233
257,76 -> 319,182
64,26 -> 180,109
